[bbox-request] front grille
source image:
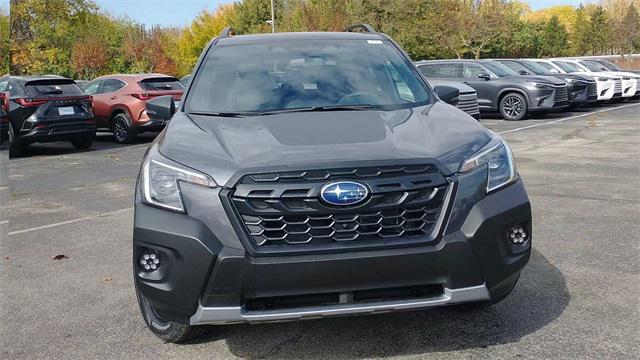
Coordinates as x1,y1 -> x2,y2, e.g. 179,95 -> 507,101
230,164 -> 450,250
587,82 -> 598,98
614,79 -> 622,94
553,86 -> 569,103
457,91 -> 480,116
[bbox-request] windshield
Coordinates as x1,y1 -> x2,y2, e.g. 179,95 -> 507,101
579,60 -> 606,72
139,78 -> 184,91
532,61 -> 560,73
521,60 -> 552,75
553,61 -> 583,73
186,39 -> 432,114
481,61 -> 518,77
597,60 -> 621,71
25,80 -> 84,97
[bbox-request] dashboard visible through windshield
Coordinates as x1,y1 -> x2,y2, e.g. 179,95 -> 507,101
185,39 -> 433,115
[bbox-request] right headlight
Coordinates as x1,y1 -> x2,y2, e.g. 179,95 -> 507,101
460,137 -> 517,193
141,148 -> 217,213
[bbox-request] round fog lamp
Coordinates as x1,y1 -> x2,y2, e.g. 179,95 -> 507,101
139,252 -> 160,272
509,226 -> 529,244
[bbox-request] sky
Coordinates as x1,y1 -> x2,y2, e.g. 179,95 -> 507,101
96,0 -> 585,27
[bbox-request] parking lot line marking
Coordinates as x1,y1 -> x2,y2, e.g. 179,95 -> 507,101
7,208 -> 133,236
498,102 -> 640,135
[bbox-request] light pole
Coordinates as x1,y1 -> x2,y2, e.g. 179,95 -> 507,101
270,0 -> 275,33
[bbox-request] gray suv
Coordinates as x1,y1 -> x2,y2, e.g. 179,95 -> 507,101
415,59 -> 569,120
134,26 -> 531,342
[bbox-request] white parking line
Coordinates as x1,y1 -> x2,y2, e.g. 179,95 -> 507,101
7,207 -> 133,236
498,102 -> 640,135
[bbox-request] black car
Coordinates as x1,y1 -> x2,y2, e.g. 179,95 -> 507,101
0,75 -> 96,156
415,59 -> 569,120
495,59 -> 598,106
133,25 -> 531,343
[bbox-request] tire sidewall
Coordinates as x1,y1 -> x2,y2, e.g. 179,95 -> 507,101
499,93 -> 528,121
112,113 -> 135,144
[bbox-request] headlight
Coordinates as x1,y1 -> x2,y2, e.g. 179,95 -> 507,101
460,138 -> 517,193
141,151 -> 217,212
533,82 -> 553,89
596,77 -> 609,82
563,78 -> 575,83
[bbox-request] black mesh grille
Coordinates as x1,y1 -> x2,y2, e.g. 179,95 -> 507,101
554,86 -> 569,103
614,79 -> 622,93
230,164 -> 450,249
587,83 -> 598,97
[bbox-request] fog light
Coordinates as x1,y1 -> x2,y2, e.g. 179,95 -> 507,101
139,252 -> 160,271
509,225 -> 529,244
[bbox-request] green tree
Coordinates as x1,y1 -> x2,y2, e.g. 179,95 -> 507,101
0,8 -> 9,74
539,15 -> 569,56
614,3 -> 640,53
572,4 -> 590,55
586,6 -> 611,54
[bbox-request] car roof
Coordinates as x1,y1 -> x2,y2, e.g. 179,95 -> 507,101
216,31 -> 386,45
95,73 -> 177,81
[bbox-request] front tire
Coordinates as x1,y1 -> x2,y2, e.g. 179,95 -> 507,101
135,285 -> 207,343
112,113 -> 137,144
499,92 -> 528,121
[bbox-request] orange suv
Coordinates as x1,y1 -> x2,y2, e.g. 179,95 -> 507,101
82,74 -> 184,143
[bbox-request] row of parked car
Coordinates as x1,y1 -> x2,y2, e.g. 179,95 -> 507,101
414,58 -> 640,120
0,74 -> 184,156
0,56 -> 637,157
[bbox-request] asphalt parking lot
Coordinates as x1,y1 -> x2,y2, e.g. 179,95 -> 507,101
1,101 -> 639,359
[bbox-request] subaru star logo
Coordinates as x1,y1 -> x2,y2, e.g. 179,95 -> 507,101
320,181 -> 369,206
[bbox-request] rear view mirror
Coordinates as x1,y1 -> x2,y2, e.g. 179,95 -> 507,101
434,85 -> 460,106
146,95 -> 176,121
478,73 -> 491,81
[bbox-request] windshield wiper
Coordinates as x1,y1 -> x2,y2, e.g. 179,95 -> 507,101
258,104 -> 376,116
188,111 -> 255,118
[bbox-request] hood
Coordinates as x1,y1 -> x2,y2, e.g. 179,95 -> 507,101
599,71 -> 640,79
157,102 -> 493,186
556,73 -> 595,82
516,75 -> 566,86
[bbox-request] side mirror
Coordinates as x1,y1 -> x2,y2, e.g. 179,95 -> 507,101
518,70 -> 530,75
434,85 -> 460,106
478,73 -> 491,81
146,95 -> 176,121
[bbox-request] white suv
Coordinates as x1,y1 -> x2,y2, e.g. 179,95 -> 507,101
529,59 -> 616,102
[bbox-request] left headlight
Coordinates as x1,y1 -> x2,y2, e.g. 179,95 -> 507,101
533,82 -> 553,89
460,137 -> 517,193
141,151 -> 217,213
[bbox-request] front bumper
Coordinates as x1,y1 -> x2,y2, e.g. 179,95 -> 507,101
527,87 -> 569,111
134,168 -> 531,325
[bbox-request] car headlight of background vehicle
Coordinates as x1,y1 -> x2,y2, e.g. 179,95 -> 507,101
460,137 -> 517,193
563,77 -> 575,83
595,77 -> 609,82
141,150 -> 217,213
533,82 -> 553,89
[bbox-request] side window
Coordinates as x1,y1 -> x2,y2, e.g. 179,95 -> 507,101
101,79 -> 126,93
418,64 -> 437,77
501,61 -> 525,73
0,79 -> 8,92
386,61 -> 415,102
463,64 -> 488,78
83,80 -> 102,95
436,63 -> 462,77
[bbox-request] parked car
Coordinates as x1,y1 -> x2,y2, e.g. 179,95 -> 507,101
0,89 -> 8,143
555,59 -> 638,100
590,58 -> 640,75
133,25 -> 531,343
83,74 -> 184,143
415,59 -> 568,120
579,59 -> 640,97
495,59 -> 597,106
528,59 -> 617,102
75,79 -> 89,88
427,79 -> 480,119
0,75 -> 95,157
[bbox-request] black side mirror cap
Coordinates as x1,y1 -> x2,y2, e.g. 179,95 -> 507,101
146,95 -> 176,121
478,73 -> 491,81
434,85 -> 460,107
518,70 -> 530,75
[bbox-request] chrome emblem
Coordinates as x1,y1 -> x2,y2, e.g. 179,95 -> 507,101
320,181 -> 369,206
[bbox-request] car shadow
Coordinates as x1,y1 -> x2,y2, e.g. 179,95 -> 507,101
189,249 -> 568,358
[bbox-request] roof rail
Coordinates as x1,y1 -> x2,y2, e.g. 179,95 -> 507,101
219,27 -> 236,38
344,24 -> 376,33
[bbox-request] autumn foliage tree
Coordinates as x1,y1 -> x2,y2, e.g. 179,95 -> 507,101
71,37 -> 107,79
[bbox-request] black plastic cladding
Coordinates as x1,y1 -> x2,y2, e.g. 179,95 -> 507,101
224,163 -> 454,256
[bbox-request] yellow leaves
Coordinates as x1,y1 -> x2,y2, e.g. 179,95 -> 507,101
523,6 -> 577,33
